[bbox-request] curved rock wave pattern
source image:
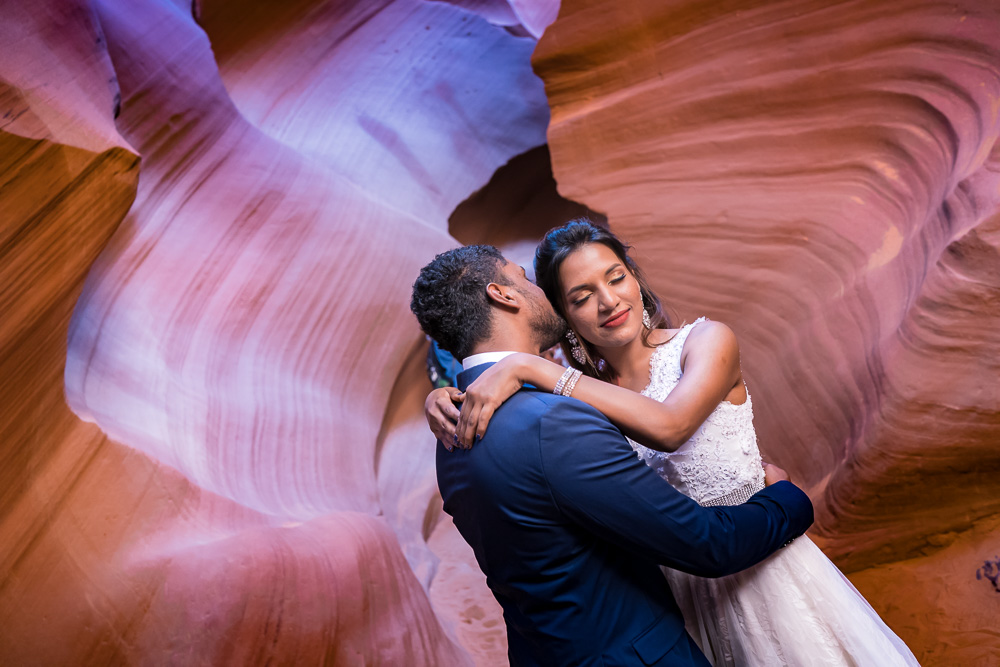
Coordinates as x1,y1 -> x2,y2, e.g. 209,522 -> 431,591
535,0 -> 1000,662
2,0 -> 560,663
7,0 -> 998,663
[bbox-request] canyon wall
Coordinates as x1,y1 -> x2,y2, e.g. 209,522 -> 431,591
535,1 -> 1000,662
1,0 -> 997,664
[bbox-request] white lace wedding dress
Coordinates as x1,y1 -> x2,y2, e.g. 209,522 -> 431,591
627,318 -> 919,666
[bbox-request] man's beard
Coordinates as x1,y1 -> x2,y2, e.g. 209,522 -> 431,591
530,298 -> 567,353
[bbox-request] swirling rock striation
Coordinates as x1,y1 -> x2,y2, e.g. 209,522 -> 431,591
535,0 -> 1000,662
7,0 -> 998,663
1,0 -> 556,663
1,0 -> 139,660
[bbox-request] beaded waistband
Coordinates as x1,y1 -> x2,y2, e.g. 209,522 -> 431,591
700,478 -> 766,507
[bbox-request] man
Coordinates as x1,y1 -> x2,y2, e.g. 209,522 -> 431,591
410,245 -> 813,666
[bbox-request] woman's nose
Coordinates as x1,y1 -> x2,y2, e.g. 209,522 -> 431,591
595,286 -> 618,311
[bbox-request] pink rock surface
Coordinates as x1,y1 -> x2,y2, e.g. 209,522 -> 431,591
4,0 -> 999,663
1,2 -> 140,662
201,0 -> 549,230
0,0 -> 129,153
535,0 -> 1000,662
66,0 -> 446,520
2,0 -> 552,663
429,0 -> 558,38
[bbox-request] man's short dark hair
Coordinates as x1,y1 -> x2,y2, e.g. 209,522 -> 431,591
410,245 -> 510,360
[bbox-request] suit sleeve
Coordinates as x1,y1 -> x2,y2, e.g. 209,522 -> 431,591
539,398 -> 814,577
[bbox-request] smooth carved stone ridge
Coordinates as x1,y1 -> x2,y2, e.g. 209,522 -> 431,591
1,0 -> 560,663
3,0 -> 999,663
536,0 -> 1000,662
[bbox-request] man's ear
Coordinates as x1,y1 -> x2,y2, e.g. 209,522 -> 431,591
486,282 -> 521,311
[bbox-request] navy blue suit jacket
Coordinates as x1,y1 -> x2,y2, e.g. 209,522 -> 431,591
437,363 -> 814,666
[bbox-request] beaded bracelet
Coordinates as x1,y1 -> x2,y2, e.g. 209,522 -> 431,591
553,367 -> 575,395
561,369 -> 583,397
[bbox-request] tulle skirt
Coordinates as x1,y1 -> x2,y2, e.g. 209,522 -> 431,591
663,536 -> 919,666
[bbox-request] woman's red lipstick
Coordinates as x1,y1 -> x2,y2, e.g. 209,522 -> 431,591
601,309 -> 630,328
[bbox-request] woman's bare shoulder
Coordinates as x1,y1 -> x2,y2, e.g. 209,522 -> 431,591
684,319 -> 740,356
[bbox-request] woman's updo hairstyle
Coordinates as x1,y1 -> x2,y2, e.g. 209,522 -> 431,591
534,218 -> 671,382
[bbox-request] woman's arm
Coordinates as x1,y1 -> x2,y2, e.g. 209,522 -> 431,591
455,321 -> 743,451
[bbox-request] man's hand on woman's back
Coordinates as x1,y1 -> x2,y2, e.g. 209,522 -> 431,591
763,462 -> 790,486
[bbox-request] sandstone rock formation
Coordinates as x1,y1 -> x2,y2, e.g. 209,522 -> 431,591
2,0 -> 547,663
536,1 -> 1000,662
2,0 -> 998,664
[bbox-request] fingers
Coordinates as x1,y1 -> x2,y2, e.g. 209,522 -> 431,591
457,401 -> 484,449
436,397 -> 461,424
459,404 -> 479,449
454,404 -> 469,448
437,388 -> 463,422
431,422 -> 455,450
475,404 -> 495,441
433,419 -> 456,440
450,392 -> 465,424
428,387 -> 468,452
430,405 -> 457,436
762,462 -> 790,486
451,390 -> 498,449
431,423 -> 453,451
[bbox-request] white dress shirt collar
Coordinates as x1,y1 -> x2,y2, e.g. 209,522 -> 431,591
462,351 -> 518,370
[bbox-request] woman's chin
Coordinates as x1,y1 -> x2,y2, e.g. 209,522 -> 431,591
591,324 -> 643,351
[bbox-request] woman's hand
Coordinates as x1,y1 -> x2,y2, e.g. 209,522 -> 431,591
424,386 -> 464,450
455,354 -> 531,447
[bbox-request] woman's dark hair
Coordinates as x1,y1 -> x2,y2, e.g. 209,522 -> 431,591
534,219 -> 671,382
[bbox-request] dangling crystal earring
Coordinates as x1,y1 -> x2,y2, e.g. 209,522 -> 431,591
640,293 -> 652,329
565,329 -> 587,365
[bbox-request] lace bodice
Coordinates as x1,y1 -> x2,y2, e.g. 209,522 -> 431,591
627,318 -> 765,505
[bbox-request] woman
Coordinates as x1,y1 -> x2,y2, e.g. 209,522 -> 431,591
425,220 -> 918,666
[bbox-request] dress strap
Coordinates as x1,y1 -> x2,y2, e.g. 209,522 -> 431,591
641,317 -> 710,399
669,316 -> 707,349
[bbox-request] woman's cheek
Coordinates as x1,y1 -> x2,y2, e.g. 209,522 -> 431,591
567,310 -> 588,335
